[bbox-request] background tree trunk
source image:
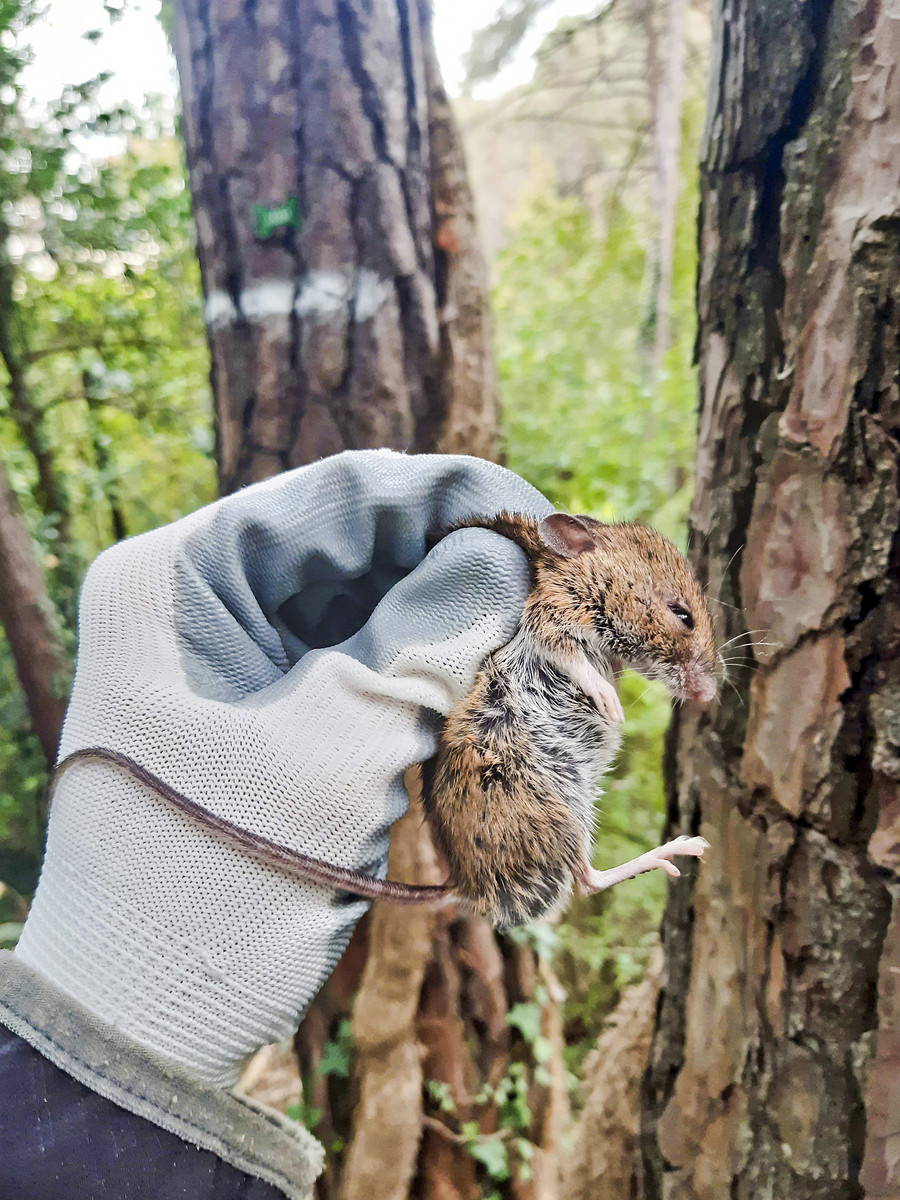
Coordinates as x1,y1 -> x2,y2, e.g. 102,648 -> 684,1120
637,2 -> 900,1197
0,218 -> 72,777
0,459 -> 68,768
170,3 -> 563,1196
171,0 -> 497,495
561,949 -> 663,1200
649,0 -> 686,372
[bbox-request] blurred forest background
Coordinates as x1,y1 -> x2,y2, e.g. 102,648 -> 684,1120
0,0 -> 707,1029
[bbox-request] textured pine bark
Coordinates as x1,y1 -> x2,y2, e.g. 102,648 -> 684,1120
170,0 -> 497,495
639,2 -> 900,1198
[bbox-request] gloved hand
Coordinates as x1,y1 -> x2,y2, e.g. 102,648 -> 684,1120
15,450 -> 551,1087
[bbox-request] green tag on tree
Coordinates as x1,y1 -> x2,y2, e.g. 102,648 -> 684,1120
254,197 -> 302,239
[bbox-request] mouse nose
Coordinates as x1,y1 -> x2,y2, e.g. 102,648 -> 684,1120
683,663 -> 718,703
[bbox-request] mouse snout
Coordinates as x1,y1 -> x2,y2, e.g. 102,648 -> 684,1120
684,668 -> 717,703
679,655 -> 718,703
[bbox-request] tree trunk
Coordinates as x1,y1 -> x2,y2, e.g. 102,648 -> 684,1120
83,368 -> 128,544
170,4 -> 562,1196
650,0 -> 686,371
170,0 -> 497,495
0,236 -> 73,573
561,949 -> 663,1200
638,2 -> 900,1198
640,0 -> 688,374
0,459 -> 69,768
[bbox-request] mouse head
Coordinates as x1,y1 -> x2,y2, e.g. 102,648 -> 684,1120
530,513 -> 718,704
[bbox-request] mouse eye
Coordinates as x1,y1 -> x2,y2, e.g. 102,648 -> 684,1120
668,601 -> 694,630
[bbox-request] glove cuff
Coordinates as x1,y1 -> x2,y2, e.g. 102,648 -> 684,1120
0,950 -> 323,1199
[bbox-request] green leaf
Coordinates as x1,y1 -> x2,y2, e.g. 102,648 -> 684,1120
468,1137 -> 510,1182
0,922 -> 23,949
425,1079 -> 457,1114
506,1001 -> 542,1044
532,1035 -> 553,1064
317,1019 -> 352,1078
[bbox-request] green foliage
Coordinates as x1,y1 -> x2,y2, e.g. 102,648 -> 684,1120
8,126 -> 215,557
425,1078 -> 457,1114
506,1000 -> 542,1044
285,1100 -> 322,1132
423,998 -> 549,1191
315,1018 -> 353,1080
495,177 -> 699,540
0,2 -> 214,897
463,1127 -> 510,1182
0,921 -> 23,948
494,97 -> 704,1057
290,1018 -> 354,1133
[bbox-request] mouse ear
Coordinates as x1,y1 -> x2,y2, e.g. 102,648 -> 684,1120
538,513 -> 599,558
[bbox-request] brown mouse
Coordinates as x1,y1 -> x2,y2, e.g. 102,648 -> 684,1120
421,511 -> 718,927
46,511 -> 717,926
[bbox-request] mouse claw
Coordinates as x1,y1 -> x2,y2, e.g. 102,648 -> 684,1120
668,835 -> 709,857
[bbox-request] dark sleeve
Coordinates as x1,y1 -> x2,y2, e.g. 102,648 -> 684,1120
0,1025 -> 284,1200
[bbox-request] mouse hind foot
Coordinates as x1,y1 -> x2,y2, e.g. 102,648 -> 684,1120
578,835 -> 709,894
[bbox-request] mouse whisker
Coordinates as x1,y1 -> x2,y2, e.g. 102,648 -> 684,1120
719,646 -> 776,659
723,677 -> 747,709
704,542 -> 746,602
719,644 -> 775,658
706,596 -> 742,612
690,526 -> 714,565
718,646 -> 775,662
718,630 -> 770,651
720,542 -> 746,578
626,683 -> 662,709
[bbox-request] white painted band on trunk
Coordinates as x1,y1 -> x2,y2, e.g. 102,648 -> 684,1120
354,272 -> 394,322
295,270 -> 351,318
204,269 -> 394,330
204,290 -> 238,327
241,279 -> 295,323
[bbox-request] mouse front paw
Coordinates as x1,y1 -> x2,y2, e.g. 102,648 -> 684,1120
584,672 -> 625,724
563,656 -> 625,724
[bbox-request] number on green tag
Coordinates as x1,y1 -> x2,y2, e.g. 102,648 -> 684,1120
255,197 -> 302,239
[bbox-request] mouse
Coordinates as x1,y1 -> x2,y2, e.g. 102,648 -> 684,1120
45,510 -> 717,926
421,511 -> 718,927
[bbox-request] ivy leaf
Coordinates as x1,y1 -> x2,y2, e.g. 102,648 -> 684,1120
468,1137 -> 510,1182
506,1001 -> 542,1044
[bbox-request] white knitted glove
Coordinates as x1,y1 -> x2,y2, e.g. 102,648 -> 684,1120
16,450 -> 552,1086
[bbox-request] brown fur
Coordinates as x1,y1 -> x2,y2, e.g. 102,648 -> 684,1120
424,512 -> 718,926
451,512 -> 717,700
